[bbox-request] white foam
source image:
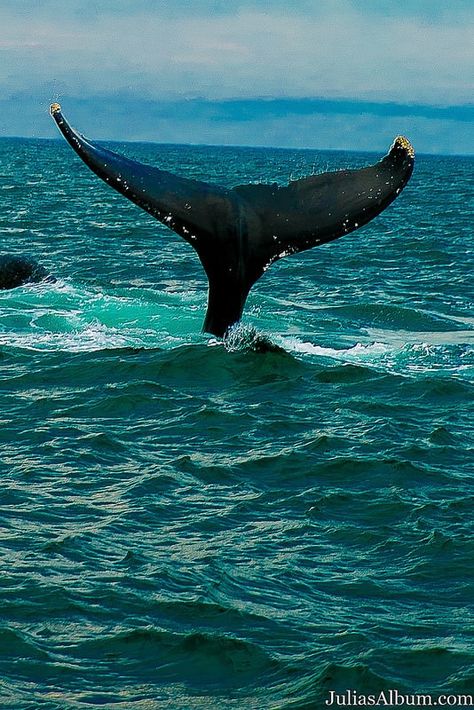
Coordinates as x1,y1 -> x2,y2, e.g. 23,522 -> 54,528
0,281 -> 202,353
280,336 -> 390,360
278,334 -> 473,378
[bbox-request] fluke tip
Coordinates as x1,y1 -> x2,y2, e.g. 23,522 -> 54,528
392,135 -> 415,159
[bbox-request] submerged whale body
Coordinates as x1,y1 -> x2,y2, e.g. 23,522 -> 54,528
0,255 -> 51,290
50,103 -> 414,337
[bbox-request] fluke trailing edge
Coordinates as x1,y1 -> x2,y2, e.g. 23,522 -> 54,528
50,103 -> 415,337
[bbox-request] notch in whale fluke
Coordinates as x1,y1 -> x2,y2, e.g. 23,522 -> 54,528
50,104 -> 414,338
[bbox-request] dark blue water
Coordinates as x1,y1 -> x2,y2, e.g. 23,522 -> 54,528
0,138 -> 473,709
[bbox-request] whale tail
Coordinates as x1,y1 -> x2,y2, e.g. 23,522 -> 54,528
50,103 -> 414,337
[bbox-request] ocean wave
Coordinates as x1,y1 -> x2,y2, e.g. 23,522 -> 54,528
71,627 -> 278,686
1,139 -> 473,710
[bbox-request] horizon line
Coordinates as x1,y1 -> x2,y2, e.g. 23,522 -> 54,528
1,134 -> 472,159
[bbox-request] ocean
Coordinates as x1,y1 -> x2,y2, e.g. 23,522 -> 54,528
0,137 -> 473,709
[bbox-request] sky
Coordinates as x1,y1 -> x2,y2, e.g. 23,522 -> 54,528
0,0 -> 473,154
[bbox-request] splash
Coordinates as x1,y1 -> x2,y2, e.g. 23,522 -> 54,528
224,323 -> 286,354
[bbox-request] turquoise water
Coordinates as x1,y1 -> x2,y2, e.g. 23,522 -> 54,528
0,138 -> 473,709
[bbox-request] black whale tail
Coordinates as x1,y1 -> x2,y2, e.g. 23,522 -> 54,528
50,103 -> 414,337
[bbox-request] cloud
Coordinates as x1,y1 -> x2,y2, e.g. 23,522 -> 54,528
2,95 -> 472,156
0,2 -> 472,153
4,0 -> 474,20
0,2 -> 472,104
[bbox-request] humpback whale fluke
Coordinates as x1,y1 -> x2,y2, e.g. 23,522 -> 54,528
50,103 -> 414,337
0,254 -> 51,290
